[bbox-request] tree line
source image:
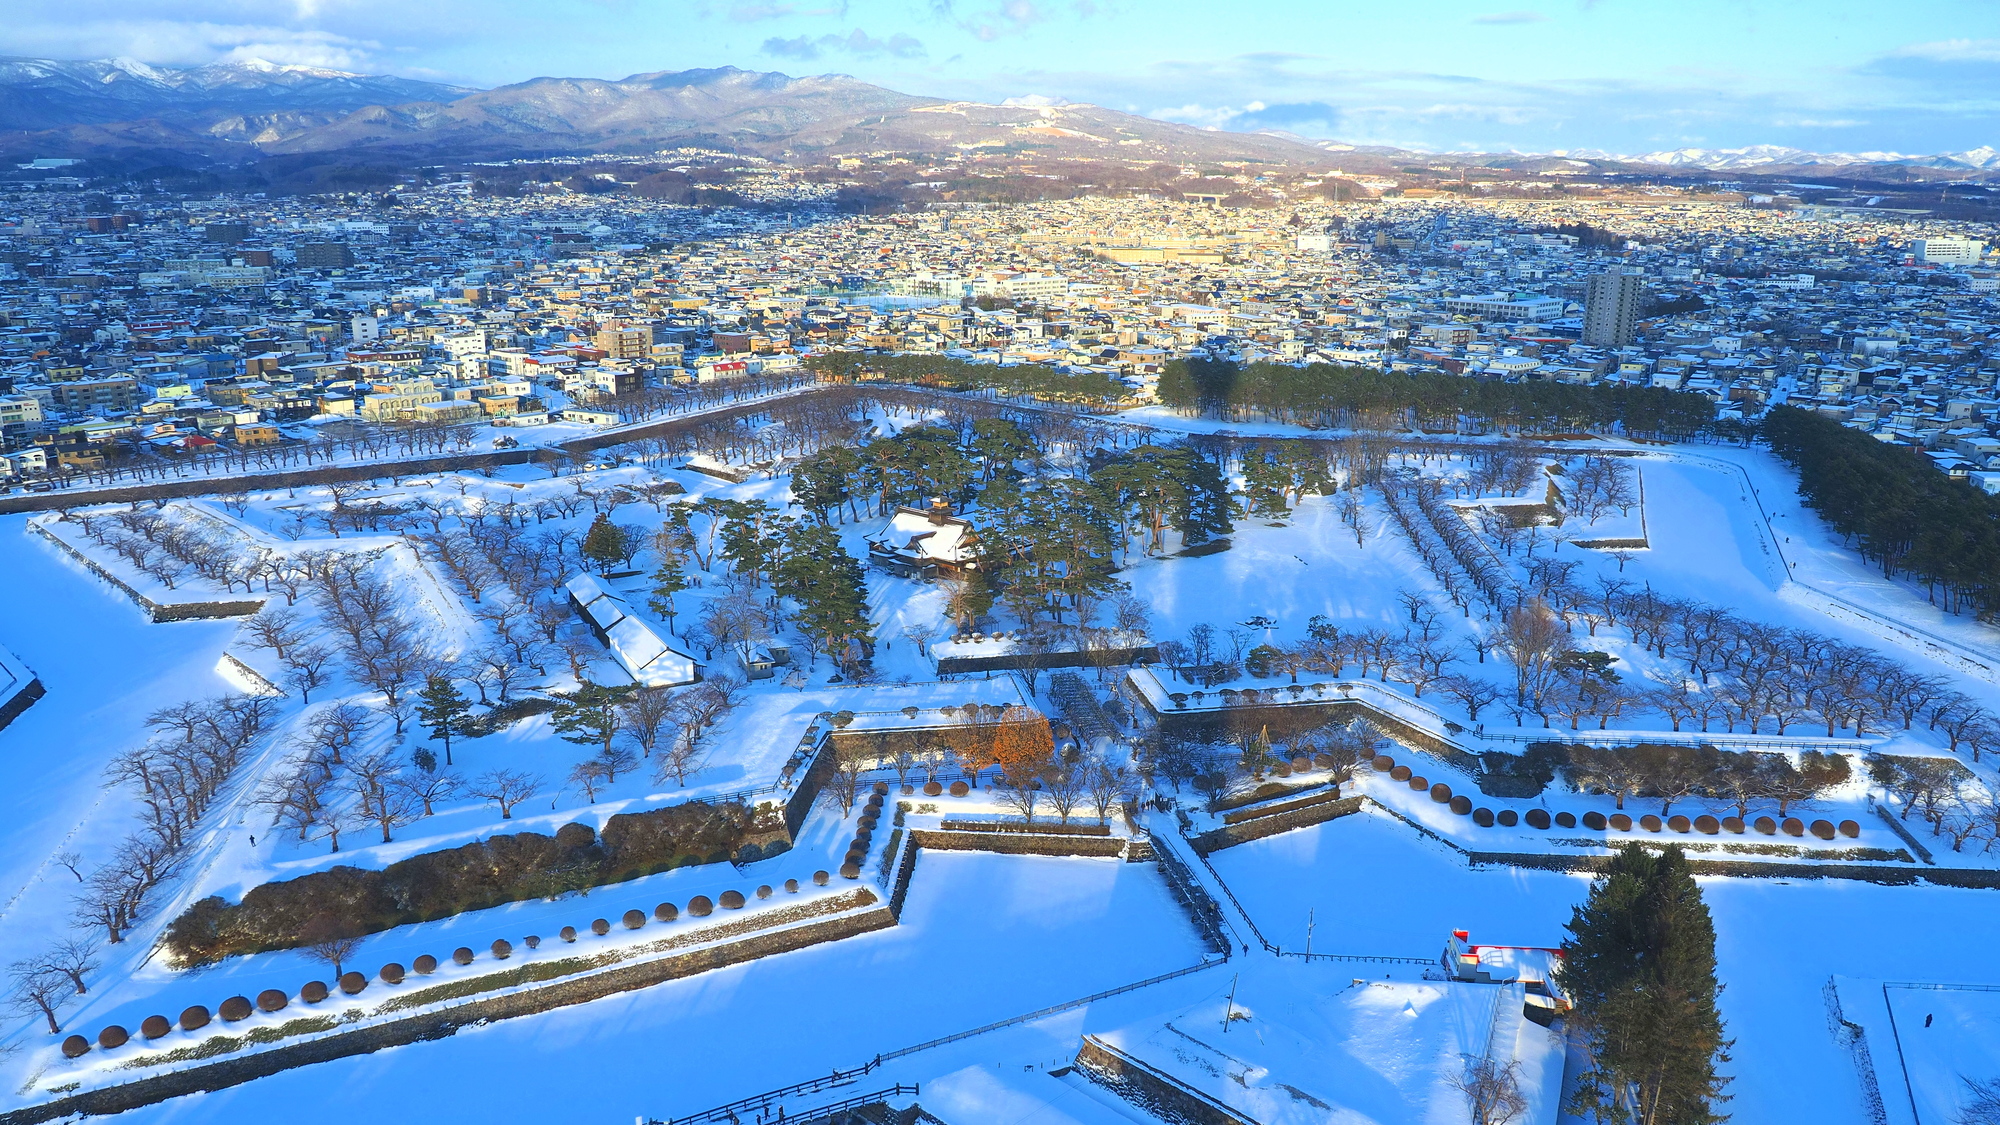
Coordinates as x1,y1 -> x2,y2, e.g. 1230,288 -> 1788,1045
1763,405 -> 2000,619
1157,358 -> 1718,438
803,351 -> 1129,404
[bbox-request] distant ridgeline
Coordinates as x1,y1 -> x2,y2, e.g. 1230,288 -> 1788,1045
1158,359 -> 1719,438
1764,405 -> 2000,619
803,353 -> 1128,404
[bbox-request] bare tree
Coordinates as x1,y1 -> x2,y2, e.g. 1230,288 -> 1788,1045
393,748 -> 461,816
242,607 -> 308,662
34,939 -> 99,995
568,760 -> 608,803
597,746 -> 639,783
617,687 -> 676,758
53,851 -> 85,883
345,752 -> 420,843
1441,675 -> 1504,723
899,623 -> 938,657
821,756 -> 865,817
1565,744 -> 1646,810
1086,756 -> 1131,824
1497,600 -> 1569,714
671,675 -> 743,767
474,645 -> 531,702
1447,1057 -> 1529,1125
282,644 -> 334,703
298,914 -> 364,978
257,752 -> 339,844
473,769 -> 542,819
1958,1076 -> 2000,1125
315,805 -> 356,854
1043,759 -> 1088,824
8,963 -> 70,1034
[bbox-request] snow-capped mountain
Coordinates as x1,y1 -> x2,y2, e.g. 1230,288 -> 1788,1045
0,55 -> 471,133
1526,144 -> 2000,171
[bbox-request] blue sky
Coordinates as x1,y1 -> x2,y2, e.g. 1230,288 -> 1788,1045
3,0 -> 1997,154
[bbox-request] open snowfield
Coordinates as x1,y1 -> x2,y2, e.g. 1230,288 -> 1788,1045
1091,961 -> 1565,1125
108,850 -> 1207,1124
1882,983 -> 2000,1124
1206,808 -> 2000,1125
0,515 -> 240,941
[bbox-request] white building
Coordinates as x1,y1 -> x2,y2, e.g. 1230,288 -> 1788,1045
1441,293 -> 1566,322
564,575 -> 700,687
1915,237 -> 1984,266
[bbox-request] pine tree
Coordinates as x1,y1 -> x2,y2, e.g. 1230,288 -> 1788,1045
774,523 -> 873,675
647,552 -> 689,635
581,514 -> 626,574
1557,843 -> 1731,1125
550,681 -> 635,755
415,675 -> 472,766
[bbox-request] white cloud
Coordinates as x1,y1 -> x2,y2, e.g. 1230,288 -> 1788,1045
1888,38 -> 2000,63
763,28 -> 926,60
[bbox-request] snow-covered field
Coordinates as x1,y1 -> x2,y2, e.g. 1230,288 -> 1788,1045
109,851 -> 1206,1124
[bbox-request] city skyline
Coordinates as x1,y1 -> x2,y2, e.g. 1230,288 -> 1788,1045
0,0 -> 1995,157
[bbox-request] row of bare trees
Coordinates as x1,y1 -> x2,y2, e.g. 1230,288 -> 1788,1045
1565,744 -> 1852,817
1871,756 -> 2000,853
252,703 -> 543,851
13,696 -> 277,1034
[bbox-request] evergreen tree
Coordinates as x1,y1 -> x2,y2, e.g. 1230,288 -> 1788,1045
774,523 -> 874,675
790,446 -> 864,523
647,551 -> 690,635
969,417 -> 1036,485
415,675 -> 473,766
1765,405 -> 2000,618
1153,356 -> 1715,438
550,681 -> 636,755
718,501 -> 781,587
1557,842 -> 1731,1125
580,514 -> 627,574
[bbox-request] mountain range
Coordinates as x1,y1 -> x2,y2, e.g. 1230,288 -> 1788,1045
0,55 -> 1992,179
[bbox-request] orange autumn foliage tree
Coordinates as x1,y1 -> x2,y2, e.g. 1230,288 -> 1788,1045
990,706 -> 1055,784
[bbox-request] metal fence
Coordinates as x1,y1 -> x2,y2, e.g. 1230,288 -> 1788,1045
654,1064 -> 885,1125
872,957 -> 1227,1063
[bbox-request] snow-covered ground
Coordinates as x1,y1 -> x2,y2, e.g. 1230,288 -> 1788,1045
1204,806 -> 2000,1125
105,851 -> 1208,1124
1087,962 -> 1565,1125
3,402 -> 1999,1121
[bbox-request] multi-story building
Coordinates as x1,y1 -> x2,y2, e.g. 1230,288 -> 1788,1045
1442,293 -> 1566,322
594,326 -> 650,360
48,377 -> 140,417
1583,271 -> 1645,348
296,242 -> 357,269
1914,238 -> 1984,266
0,394 -> 44,449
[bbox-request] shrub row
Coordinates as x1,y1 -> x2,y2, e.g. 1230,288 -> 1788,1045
841,785 -> 888,880
71,875 -> 831,1060
1368,753 -> 1861,843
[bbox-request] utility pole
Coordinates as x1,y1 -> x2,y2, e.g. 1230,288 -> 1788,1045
1222,973 -> 1239,1033
1307,908 -> 1314,957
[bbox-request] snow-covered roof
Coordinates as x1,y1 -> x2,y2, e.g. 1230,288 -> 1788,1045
565,574 -> 698,687
866,506 -> 979,565
565,574 -> 628,629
